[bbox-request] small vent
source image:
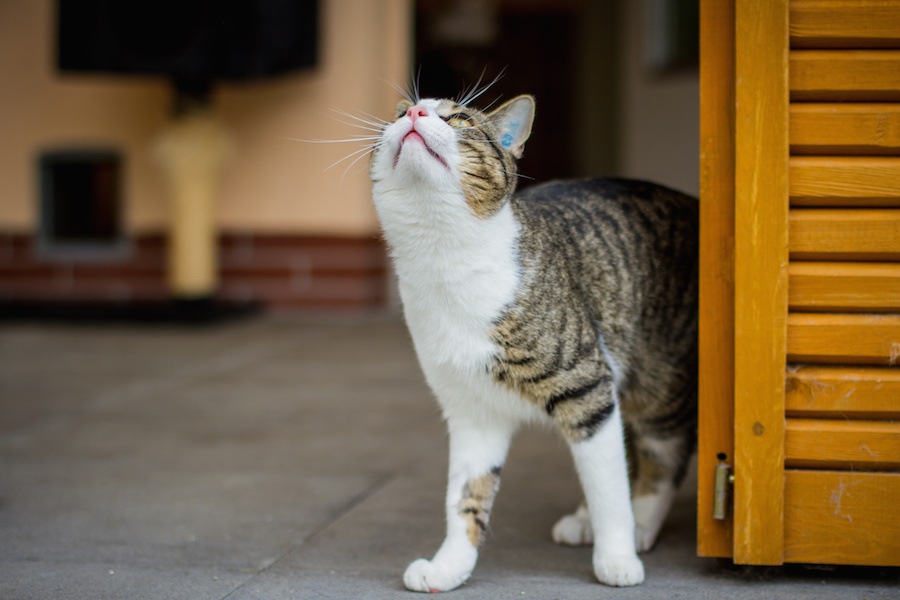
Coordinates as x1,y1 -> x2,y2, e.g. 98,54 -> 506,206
39,149 -> 126,260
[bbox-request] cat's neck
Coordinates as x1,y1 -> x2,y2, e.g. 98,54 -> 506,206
374,183 -> 521,334
374,184 -> 518,272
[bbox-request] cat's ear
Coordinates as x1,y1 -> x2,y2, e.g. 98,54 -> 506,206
488,95 -> 535,159
395,99 -> 412,119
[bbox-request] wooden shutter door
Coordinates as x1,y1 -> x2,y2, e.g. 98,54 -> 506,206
699,0 -> 900,566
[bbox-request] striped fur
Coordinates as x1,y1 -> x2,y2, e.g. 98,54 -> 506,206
495,179 -> 698,453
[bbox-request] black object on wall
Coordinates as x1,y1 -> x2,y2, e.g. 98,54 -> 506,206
57,0 -> 318,95
38,149 -> 125,260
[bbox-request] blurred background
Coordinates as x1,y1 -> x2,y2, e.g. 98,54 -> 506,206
0,0 -> 698,320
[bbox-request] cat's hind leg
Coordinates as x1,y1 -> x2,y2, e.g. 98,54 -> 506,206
630,433 -> 693,553
551,500 -> 593,546
403,417 -> 514,593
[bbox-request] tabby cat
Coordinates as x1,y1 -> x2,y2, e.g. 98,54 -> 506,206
368,91 -> 697,592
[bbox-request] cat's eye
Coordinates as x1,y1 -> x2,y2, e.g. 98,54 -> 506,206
446,113 -> 473,128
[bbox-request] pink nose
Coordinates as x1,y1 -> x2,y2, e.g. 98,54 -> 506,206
406,106 -> 428,123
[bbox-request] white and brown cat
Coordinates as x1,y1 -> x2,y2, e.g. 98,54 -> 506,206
368,92 -> 697,592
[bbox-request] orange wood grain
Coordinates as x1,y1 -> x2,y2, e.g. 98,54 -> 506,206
785,419 -> 900,470
790,157 -> 900,207
788,262 -> 900,312
791,50 -> 900,101
786,365 -> 900,419
698,0 -> 736,559
784,470 -> 900,566
790,104 -> 900,156
787,313 -> 900,365
790,0 -> 900,48
789,209 -> 900,261
733,0 -> 788,566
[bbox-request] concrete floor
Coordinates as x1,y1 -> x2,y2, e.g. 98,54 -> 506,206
0,314 -> 896,599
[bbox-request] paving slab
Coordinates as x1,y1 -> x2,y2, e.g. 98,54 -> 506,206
0,315 -> 897,599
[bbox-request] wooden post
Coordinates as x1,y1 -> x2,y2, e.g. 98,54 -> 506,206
733,0 -> 790,565
697,0 -> 736,558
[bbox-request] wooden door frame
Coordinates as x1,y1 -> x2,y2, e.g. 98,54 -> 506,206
697,0 -> 736,559
733,0 -> 790,565
698,0 -> 790,564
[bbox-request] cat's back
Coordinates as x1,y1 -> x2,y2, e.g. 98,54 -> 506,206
504,177 -> 698,364
510,177 -> 697,276
511,178 -> 697,241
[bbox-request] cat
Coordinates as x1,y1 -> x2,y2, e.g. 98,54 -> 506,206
368,90 -> 697,592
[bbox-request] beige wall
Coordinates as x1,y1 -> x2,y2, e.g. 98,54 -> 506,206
0,0 -> 411,236
618,0 -> 700,196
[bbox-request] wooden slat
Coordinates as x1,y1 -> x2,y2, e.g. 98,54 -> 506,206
787,313 -> 900,365
790,0 -> 900,48
786,419 -> 900,470
698,0 -> 736,559
786,365 -> 900,419
790,105 -> 900,156
791,50 -> 900,101
734,0 -> 788,566
790,157 -> 900,207
785,470 -> 900,566
789,262 -> 900,312
789,209 -> 900,261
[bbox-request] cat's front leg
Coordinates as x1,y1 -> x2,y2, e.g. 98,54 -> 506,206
567,404 -> 644,587
403,417 -> 513,593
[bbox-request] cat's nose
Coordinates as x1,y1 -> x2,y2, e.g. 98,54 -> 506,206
406,106 -> 428,123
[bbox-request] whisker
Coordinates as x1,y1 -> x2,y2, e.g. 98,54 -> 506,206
285,136 -> 382,144
382,78 -> 414,104
328,118 -> 385,134
459,68 -> 506,107
324,142 -> 382,172
331,106 -> 389,122
478,94 -> 505,113
330,107 -> 389,129
455,69 -> 485,106
340,145 -> 380,184
412,65 -> 422,103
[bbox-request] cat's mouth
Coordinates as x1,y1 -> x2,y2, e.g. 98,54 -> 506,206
396,130 -> 449,170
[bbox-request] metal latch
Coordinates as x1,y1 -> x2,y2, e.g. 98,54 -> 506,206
713,455 -> 733,521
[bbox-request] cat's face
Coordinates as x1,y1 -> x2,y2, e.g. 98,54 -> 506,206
370,95 -> 535,219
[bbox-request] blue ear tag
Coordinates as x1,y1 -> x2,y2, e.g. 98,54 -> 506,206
501,121 -> 519,149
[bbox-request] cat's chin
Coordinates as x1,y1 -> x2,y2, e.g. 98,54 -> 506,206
395,133 -> 449,171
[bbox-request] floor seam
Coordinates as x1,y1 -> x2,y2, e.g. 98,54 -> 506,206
218,471 -> 396,600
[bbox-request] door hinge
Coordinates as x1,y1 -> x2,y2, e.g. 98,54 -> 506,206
713,456 -> 734,521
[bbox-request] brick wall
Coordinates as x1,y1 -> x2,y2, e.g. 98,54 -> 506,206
0,233 -> 389,311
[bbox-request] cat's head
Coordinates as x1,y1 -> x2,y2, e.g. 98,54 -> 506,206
370,95 -> 535,218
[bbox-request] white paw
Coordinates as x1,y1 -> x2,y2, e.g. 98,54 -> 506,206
551,513 -> 594,546
593,553 -> 645,587
403,558 -> 472,593
551,504 -> 593,546
634,524 -> 658,553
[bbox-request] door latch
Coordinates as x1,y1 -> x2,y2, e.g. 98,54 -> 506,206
713,455 -> 733,521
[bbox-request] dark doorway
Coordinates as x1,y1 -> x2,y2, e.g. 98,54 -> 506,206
414,0 -> 620,185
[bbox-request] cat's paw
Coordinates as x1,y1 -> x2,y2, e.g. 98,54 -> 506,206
634,523 -> 659,553
551,504 -> 593,546
593,553 -> 645,587
403,558 -> 472,593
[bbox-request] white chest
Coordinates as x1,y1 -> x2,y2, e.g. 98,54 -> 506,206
375,185 -> 520,365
